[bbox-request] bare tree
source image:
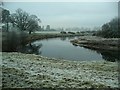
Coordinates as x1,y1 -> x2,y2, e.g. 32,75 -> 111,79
0,1 -> 4,7
2,8 -> 10,31
10,8 -> 41,34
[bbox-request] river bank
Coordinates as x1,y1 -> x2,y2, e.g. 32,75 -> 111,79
2,52 -> 118,88
25,33 -> 82,44
70,36 -> 120,51
2,32 -> 83,52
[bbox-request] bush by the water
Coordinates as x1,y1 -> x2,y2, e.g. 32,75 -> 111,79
60,31 -> 66,34
68,32 -> 75,34
76,32 -> 80,34
2,31 -> 28,52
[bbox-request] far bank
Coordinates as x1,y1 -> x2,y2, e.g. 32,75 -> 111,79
70,36 -> 120,51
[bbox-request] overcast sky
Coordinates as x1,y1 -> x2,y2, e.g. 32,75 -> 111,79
4,2 -> 118,29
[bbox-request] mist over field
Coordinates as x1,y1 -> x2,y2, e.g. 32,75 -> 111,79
4,2 -> 118,29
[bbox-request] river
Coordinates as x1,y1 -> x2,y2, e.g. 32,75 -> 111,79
21,37 -> 118,62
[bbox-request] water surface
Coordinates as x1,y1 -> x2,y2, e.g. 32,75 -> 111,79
32,37 -> 104,61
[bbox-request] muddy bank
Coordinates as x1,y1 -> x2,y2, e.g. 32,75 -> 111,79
2,52 -> 118,88
70,36 -> 120,51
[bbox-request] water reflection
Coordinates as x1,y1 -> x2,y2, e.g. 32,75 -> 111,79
72,43 -> 119,62
81,47 -> 118,62
60,37 -> 76,41
20,43 -> 42,55
72,43 -> 78,47
60,37 -> 67,41
100,51 -> 119,62
67,36 -> 76,40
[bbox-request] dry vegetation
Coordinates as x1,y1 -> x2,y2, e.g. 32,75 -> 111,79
71,36 -> 120,51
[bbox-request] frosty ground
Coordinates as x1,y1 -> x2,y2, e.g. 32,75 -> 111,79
71,36 -> 119,51
2,52 -> 118,88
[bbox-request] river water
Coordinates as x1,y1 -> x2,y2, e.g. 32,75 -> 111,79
23,37 -> 118,62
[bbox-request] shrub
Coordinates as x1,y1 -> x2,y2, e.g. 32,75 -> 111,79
60,31 -> 66,34
2,31 -> 28,52
68,32 -> 75,34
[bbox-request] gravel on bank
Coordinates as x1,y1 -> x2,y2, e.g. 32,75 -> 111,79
2,52 -> 118,88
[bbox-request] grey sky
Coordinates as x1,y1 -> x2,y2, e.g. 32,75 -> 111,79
4,2 -> 118,29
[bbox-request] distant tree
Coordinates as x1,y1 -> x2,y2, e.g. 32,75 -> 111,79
0,2 -> 4,6
46,25 -> 50,30
10,8 -> 41,34
2,8 -> 10,31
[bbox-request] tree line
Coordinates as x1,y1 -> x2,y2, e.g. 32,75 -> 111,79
2,8 -> 41,34
95,17 -> 120,38
1,8 -> 41,52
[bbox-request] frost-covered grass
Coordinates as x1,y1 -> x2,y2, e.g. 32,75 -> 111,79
71,36 -> 119,51
2,52 -> 118,88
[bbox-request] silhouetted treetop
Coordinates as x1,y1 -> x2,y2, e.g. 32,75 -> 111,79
10,8 -> 41,34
